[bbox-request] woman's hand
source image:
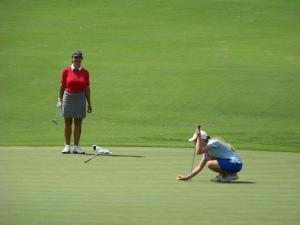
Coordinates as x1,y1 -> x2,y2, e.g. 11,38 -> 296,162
177,175 -> 190,181
196,128 -> 201,138
88,105 -> 92,113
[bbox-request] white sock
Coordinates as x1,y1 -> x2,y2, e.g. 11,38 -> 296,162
66,145 -> 71,148
74,145 -> 78,149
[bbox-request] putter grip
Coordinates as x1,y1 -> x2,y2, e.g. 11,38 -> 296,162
198,125 -> 201,129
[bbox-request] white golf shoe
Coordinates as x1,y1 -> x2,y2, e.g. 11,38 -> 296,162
92,145 -> 112,154
62,146 -> 70,154
73,146 -> 85,154
220,174 -> 239,182
211,175 -> 223,182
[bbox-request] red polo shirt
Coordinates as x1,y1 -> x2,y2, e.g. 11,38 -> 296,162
61,66 -> 90,92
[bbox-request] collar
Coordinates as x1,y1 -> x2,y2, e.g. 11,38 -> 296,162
71,64 -> 82,71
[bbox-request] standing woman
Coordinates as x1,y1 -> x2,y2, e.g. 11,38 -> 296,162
57,50 -> 92,154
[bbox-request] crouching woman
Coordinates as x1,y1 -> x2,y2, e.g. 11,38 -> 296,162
177,128 -> 243,182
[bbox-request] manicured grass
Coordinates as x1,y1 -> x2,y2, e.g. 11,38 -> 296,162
0,1 -> 299,151
1,1 -> 299,224
0,146 -> 299,225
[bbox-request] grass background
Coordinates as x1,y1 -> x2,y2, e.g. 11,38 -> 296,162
0,146 -> 299,225
0,1 -> 299,224
0,0 -> 299,151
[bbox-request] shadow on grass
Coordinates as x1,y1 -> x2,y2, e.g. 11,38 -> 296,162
84,154 -> 144,158
188,180 -> 255,184
216,181 -> 256,184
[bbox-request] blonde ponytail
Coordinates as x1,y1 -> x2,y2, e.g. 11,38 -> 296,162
212,137 -> 235,151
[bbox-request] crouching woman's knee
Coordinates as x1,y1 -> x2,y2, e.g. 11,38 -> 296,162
207,160 -> 213,169
206,159 -> 218,170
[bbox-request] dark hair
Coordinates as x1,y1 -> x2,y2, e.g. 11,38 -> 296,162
205,136 -> 211,142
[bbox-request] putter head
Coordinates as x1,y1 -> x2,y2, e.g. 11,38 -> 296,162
52,119 -> 58,125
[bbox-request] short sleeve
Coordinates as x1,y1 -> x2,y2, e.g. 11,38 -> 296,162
207,139 -> 222,148
61,68 -> 68,83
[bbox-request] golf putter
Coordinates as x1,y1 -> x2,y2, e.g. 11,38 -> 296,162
52,108 -> 60,125
188,125 -> 201,181
85,145 -> 100,163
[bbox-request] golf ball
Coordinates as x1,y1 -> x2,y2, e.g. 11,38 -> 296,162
176,177 -> 180,181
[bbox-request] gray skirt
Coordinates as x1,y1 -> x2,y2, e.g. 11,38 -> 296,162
61,91 -> 86,118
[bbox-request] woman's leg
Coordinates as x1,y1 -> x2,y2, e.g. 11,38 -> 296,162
74,118 -> 83,146
64,118 -> 73,145
207,160 -> 236,177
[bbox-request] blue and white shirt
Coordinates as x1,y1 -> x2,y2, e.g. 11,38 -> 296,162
203,139 -> 242,164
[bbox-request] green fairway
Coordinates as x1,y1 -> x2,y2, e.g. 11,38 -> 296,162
1,0 -> 299,224
0,146 -> 299,225
0,0 -> 299,151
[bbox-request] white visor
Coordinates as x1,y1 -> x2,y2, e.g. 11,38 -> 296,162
188,131 -> 207,141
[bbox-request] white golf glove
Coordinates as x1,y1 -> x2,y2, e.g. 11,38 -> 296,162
92,145 -> 112,154
57,98 -> 62,109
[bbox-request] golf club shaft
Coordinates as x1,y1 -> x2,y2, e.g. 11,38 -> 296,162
190,125 -> 201,180
85,152 -> 99,163
190,151 -> 196,180
52,108 -> 60,125
54,108 -> 60,120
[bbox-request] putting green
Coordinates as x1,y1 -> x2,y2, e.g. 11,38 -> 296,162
0,147 -> 299,225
